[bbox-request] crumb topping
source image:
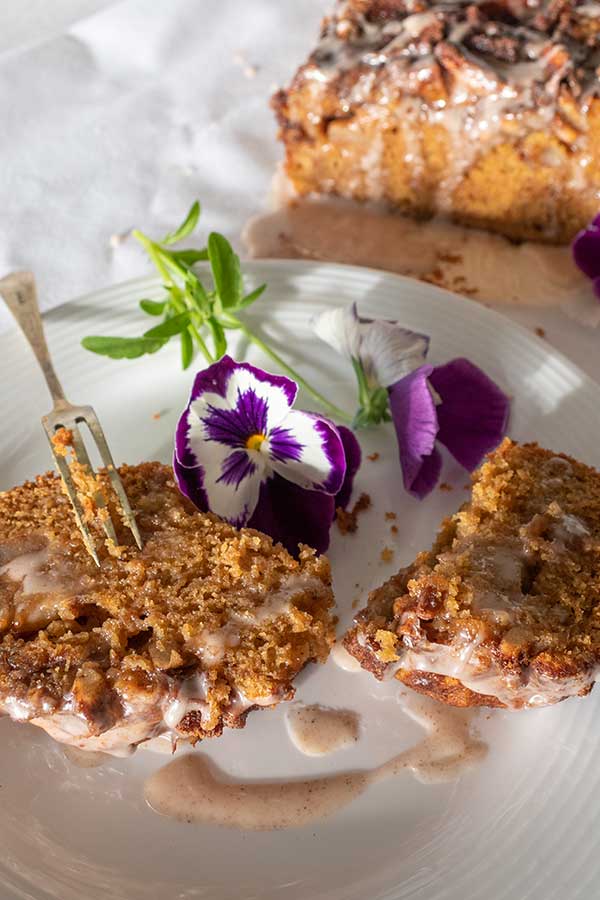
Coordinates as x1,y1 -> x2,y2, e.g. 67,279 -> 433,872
344,439 -> 600,708
0,463 -> 334,742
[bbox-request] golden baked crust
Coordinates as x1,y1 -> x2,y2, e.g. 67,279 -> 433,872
344,439 -> 600,708
0,463 -> 334,751
274,0 -> 600,244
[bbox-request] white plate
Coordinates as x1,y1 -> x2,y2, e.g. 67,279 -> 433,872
1,260 -> 599,900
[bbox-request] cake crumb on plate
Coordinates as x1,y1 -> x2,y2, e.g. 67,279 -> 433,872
336,493 -> 371,534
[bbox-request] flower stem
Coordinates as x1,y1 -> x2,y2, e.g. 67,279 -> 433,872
189,321 -> 214,363
133,229 -> 214,364
133,230 -> 170,283
234,320 -> 353,424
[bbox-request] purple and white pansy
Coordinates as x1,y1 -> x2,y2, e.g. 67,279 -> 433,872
572,214 -> 600,300
313,303 -> 430,426
314,304 -> 510,498
174,356 -> 360,555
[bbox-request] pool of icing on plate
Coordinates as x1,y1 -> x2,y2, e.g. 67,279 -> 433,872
285,703 -> 360,756
242,176 -> 591,314
54,635 -> 487,827
143,693 -> 485,831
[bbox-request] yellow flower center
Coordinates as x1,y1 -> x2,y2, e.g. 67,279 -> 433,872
246,433 -> 266,452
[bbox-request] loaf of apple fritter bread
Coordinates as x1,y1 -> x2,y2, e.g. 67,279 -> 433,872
274,0 -> 600,244
344,439 -> 600,708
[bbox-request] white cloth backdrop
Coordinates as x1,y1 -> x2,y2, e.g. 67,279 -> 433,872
1,0 -> 599,385
0,0 -> 329,329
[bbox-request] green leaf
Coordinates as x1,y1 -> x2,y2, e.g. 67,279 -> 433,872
162,201 -> 201,246
185,272 -> 210,314
144,312 -> 191,340
236,283 -> 267,310
164,286 -> 185,314
207,232 -> 243,309
207,317 -> 227,359
139,298 -> 167,316
180,328 -> 194,369
81,335 -> 167,359
170,248 -> 209,266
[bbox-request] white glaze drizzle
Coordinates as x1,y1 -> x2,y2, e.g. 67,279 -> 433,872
144,693 -> 485,830
331,642 -> 364,672
285,703 -> 360,755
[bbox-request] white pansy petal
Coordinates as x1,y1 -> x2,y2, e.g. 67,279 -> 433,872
312,304 -> 362,360
188,390 -> 230,424
203,446 -> 265,526
175,408 -> 266,526
359,320 -> 430,387
175,397 -> 228,469
191,430 -> 265,525
266,410 -> 346,495
224,367 -> 297,433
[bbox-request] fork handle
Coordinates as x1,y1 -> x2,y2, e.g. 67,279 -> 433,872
0,271 -> 68,408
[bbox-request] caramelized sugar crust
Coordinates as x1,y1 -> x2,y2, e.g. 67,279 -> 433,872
274,0 -> 600,244
0,463 -> 334,749
344,439 -> 600,708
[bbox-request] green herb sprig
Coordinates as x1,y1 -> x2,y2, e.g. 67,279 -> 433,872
82,202 -> 351,423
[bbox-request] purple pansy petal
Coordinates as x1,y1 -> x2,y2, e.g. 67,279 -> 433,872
334,425 -> 362,511
410,445 -> 443,500
174,405 -> 197,468
173,453 -> 209,512
594,275 -> 600,301
186,354 -> 240,403
267,410 -> 347,495
248,474 -> 336,556
389,365 -> 439,498
572,221 -> 600,280
429,358 -> 510,472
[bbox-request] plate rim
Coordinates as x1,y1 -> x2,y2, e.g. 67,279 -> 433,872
22,256 -> 587,384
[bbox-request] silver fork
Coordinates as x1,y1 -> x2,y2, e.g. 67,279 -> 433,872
0,271 -> 143,565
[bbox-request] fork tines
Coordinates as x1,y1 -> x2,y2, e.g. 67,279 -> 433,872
42,404 -> 143,566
